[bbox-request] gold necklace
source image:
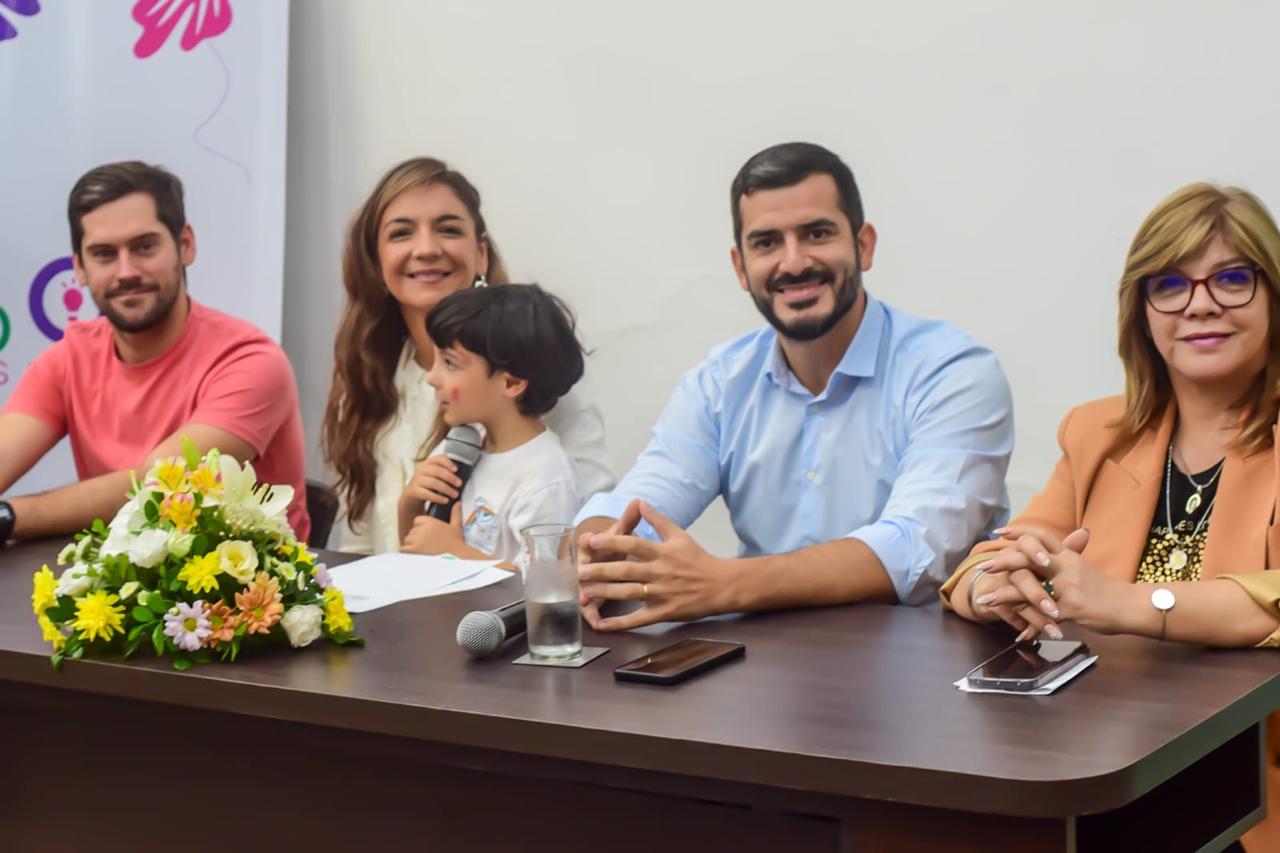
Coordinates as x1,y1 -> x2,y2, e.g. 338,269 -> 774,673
1163,444 -> 1216,574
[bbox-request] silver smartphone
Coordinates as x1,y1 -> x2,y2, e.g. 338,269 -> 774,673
965,639 -> 1091,691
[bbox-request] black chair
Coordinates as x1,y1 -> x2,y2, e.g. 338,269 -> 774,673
305,480 -> 340,550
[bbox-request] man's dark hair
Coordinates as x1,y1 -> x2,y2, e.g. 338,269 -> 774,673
427,284 -> 586,416
68,161 -> 186,256
730,142 -> 864,247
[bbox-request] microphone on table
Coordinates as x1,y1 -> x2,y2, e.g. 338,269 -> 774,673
426,424 -> 483,522
456,600 -> 527,658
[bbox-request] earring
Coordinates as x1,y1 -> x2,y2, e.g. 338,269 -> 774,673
474,274 -> 489,288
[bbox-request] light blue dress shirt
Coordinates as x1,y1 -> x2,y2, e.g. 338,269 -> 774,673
576,294 -> 1013,604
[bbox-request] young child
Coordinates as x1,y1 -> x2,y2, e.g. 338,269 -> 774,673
398,284 -> 586,564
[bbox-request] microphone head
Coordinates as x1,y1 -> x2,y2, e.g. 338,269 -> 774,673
456,609 -> 507,658
442,425 -> 483,467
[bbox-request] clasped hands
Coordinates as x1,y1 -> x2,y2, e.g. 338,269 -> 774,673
969,526 -> 1129,639
577,499 -> 733,632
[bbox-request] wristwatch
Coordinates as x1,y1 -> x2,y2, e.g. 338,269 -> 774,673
1151,587 -> 1176,641
0,500 -> 15,546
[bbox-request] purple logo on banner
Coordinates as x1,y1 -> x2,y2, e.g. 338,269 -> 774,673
29,256 -> 94,341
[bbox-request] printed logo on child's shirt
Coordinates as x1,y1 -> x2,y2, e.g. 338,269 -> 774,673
463,497 -> 501,556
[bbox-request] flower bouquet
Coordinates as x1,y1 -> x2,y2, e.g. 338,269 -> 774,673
31,440 -> 362,670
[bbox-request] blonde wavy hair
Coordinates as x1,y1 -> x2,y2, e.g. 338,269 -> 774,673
1116,183 -> 1280,450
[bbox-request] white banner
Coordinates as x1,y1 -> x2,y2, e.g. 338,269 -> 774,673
0,0 -> 289,493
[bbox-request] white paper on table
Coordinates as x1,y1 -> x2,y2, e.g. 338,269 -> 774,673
328,553 -> 511,613
953,655 -> 1098,695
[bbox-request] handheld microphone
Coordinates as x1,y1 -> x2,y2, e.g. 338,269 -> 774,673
456,600 -> 527,658
427,424 -> 483,521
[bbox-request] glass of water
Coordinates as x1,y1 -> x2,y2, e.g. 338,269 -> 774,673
520,523 -> 582,660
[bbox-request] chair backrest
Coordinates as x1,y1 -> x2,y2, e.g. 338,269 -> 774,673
305,480 -> 340,549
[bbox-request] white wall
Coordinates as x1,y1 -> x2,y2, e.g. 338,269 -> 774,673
283,0 -> 1280,554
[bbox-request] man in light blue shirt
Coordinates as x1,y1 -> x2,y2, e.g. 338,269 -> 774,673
576,142 -> 1013,629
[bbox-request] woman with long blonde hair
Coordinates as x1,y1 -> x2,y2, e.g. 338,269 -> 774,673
942,183 -> 1280,851
322,158 -> 613,553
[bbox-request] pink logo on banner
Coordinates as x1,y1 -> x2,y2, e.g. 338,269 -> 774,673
132,0 -> 233,58
29,257 -> 95,341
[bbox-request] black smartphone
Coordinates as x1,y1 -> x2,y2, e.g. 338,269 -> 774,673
965,639 -> 1091,691
614,638 -> 745,685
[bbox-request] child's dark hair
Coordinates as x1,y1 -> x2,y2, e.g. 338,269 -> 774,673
427,284 -> 586,416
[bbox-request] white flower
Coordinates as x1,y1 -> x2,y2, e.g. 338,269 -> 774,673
75,535 -> 92,562
216,540 -> 259,583
280,605 -> 323,648
57,543 -> 77,565
275,559 -> 297,582
54,563 -> 95,597
118,581 -> 141,602
110,494 -> 148,534
100,525 -> 131,558
128,529 -> 170,568
218,455 -> 294,534
167,530 -> 195,559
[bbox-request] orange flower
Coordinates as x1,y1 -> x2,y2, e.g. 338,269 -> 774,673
234,572 -> 283,635
205,600 -> 243,647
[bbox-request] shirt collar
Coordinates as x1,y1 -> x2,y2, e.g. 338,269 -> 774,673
764,292 -> 886,387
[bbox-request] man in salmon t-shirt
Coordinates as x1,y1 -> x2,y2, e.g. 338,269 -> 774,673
0,161 -> 310,544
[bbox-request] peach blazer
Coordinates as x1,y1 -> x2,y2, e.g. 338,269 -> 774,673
939,395 -> 1280,852
940,396 -> 1280,593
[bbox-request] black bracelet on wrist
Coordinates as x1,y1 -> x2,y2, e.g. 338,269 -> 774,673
0,501 -> 15,545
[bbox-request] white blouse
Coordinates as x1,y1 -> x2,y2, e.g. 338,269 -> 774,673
338,341 -> 615,554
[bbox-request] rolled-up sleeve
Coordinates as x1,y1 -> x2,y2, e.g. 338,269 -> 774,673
575,363 -> 722,534
1220,572 -> 1280,648
847,346 -> 1014,604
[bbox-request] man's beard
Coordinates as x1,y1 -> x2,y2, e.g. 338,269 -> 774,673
96,265 -> 184,334
749,262 -> 861,343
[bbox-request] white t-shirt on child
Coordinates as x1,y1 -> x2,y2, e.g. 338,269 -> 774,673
450,429 -> 583,564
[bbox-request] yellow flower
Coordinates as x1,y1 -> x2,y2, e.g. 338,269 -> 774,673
32,564 -> 57,616
187,464 -> 221,497
38,614 -> 66,652
177,553 -> 223,594
161,492 -> 200,531
323,587 -> 353,634
153,458 -> 187,493
72,590 -> 125,643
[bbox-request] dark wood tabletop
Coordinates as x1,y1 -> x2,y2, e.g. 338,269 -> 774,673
3,539 -> 1279,819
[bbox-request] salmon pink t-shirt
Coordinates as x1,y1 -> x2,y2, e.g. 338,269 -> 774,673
4,300 -> 310,541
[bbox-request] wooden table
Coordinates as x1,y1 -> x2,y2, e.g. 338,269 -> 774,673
2,540 -> 1278,852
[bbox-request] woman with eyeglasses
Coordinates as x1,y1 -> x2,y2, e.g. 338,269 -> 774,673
941,182 -> 1280,851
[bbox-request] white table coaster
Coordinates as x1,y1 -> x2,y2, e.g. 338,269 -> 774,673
512,646 -> 610,668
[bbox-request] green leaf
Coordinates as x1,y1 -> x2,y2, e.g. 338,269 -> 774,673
44,598 -> 76,623
181,437 -> 202,469
147,594 -> 171,615
50,652 -> 64,670
172,658 -> 193,672
191,650 -> 211,664
151,622 -> 165,656
331,633 -> 366,647
123,636 -> 143,659
132,606 -> 156,623
144,501 -> 159,524
69,645 -> 84,660
126,622 -> 151,642
91,518 -> 107,535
